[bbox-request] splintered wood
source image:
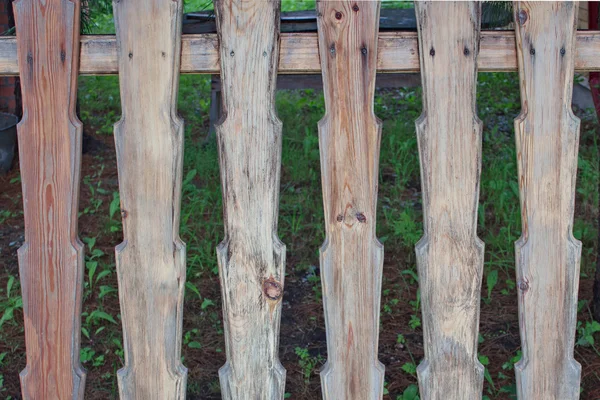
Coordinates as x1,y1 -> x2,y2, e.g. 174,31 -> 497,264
316,1 -> 385,399
113,0 -> 188,398
513,2 -> 582,399
414,3 -> 485,399
214,0 -> 287,399
13,0 -> 86,398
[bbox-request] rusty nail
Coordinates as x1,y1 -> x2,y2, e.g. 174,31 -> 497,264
463,47 -> 470,56
529,47 -> 535,56
230,50 -> 235,57
330,44 -> 336,55
263,280 -> 283,301
518,280 -> 529,291
335,11 -> 343,20
356,212 -> 367,223
336,214 -> 344,222
128,52 -> 133,59
361,47 -> 367,55
517,9 -> 528,25
560,47 -> 566,56
121,209 -> 127,218
429,48 -> 435,57
352,4 -> 359,12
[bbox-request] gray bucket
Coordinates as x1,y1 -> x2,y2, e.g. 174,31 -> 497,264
0,112 -> 18,174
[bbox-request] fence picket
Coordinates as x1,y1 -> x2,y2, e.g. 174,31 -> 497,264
414,3 -> 485,399
112,0 -> 188,398
13,0 -> 86,398
316,2 -> 385,399
513,2 -> 582,398
214,1 -> 286,398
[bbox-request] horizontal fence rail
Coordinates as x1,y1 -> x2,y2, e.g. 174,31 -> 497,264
0,31 -> 600,75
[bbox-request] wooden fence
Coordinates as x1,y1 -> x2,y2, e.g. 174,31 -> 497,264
7,0 -> 600,399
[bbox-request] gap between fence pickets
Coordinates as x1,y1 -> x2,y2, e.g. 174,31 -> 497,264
0,31 -> 599,75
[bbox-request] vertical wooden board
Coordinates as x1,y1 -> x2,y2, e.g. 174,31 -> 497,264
13,0 -> 86,398
112,0 -> 187,398
512,2 -> 582,399
316,2 -> 385,399
413,3 -> 485,399
214,1 -> 286,399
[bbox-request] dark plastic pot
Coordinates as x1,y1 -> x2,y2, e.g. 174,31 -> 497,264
0,112 -> 18,174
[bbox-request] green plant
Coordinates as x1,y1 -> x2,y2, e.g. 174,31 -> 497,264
0,276 -> 22,330
295,346 -> 323,385
577,320 -> 600,355
397,384 -> 420,400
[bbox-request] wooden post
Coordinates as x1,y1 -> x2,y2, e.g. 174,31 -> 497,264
214,1 -> 286,398
413,3 -> 485,399
513,2 -> 582,398
112,0 -> 188,398
316,1 -> 385,399
13,0 -> 86,398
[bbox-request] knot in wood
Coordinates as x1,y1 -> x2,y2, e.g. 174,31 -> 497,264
335,11 -> 343,20
263,279 -> 283,301
517,9 -> 528,25
356,212 -> 367,223
352,4 -> 359,12
518,279 -> 529,292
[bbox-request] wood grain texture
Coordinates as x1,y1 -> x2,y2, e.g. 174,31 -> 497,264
13,0 -> 86,398
1,31 -> 600,75
513,2 -> 582,398
316,2 -> 384,399
214,1 -> 286,399
112,0 -> 187,398
414,3 -> 484,399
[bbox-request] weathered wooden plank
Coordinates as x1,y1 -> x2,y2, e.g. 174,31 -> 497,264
413,2 -> 484,399
2,31 -> 600,75
112,0 -> 188,399
513,2 -> 582,399
316,2 -> 385,399
214,0 -> 286,399
13,0 -> 86,398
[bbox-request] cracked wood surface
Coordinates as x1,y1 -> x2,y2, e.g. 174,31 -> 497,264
513,2 -> 582,399
214,0 -> 286,399
113,0 -> 187,398
316,2 -> 385,399
414,3 -> 485,399
13,0 -> 86,398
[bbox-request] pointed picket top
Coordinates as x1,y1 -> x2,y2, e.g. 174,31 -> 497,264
414,2 -> 485,399
512,2 -> 582,398
113,0 -> 188,398
214,0 -> 286,398
13,0 -> 86,398
316,1 -> 385,399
